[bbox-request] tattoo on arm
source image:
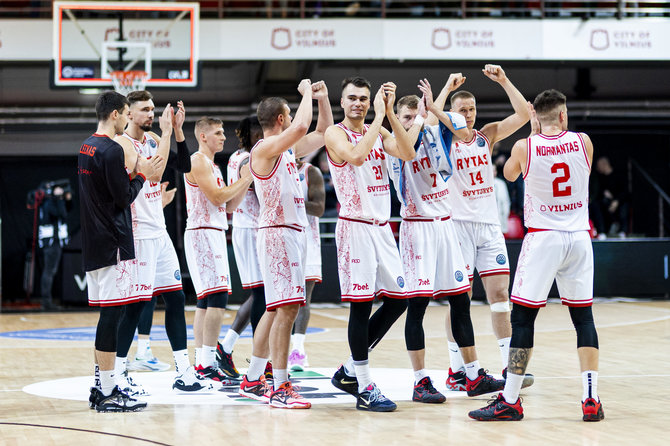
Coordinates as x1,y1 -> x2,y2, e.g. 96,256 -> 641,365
508,348 -> 532,375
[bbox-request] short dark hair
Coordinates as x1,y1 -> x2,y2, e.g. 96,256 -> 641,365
397,95 -> 419,111
533,89 -> 567,121
450,90 -> 475,107
126,90 -> 153,105
194,116 -> 223,140
256,97 -> 288,130
235,115 -> 263,150
341,76 -> 372,93
95,90 -> 129,122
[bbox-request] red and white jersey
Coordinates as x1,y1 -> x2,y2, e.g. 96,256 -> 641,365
448,130 -> 499,225
122,132 -> 165,239
299,163 -> 321,248
184,154 -> 228,230
227,149 -> 259,229
523,131 -> 591,231
250,140 -> 308,230
328,123 -> 391,222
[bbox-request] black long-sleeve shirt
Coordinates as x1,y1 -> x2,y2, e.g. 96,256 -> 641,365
78,133 -> 145,271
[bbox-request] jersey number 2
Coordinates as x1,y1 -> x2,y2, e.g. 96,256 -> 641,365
551,163 -> 571,197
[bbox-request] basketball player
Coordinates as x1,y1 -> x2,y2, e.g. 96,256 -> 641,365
288,156 -> 326,371
184,116 -> 254,383
238,79 -> 332,409
114,92 -> 215,394
80,91 -> 160,412
444,65 -> 532,390
325,77 -> 415,412
470,90 -> 603,421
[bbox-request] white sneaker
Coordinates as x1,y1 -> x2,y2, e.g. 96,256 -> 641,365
117,370 -> 150,397
288,349 -> 309,371
173,366 -> 216,393
128,355 -> 171,372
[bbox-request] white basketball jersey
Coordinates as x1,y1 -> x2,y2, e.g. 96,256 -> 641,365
299,163 -> 321,248
524,131 -> 591,231
390,128 -> 452,219
250,140 -> 308,230
448,130 -> 499,225
227,149 -> 259,229
328,123 -> 391,222
184,154 -> 228,230
122,132 -> 166,239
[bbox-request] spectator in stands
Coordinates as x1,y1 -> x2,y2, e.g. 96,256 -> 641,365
590,155 -> 629,238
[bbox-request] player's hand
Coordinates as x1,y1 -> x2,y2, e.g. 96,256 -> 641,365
417,78 -> 435,111
298,79 -> 312,96
311,80 -> 328,100
417,94 -> 428,120
446,73 -> 466,92
159,104 -> 174,134
528,101 -> 540,136
373,86 -> 386,117
136,154 -> 164,179
482,64 -> 507,83
172,101 -> 185,130
161,181 -> 176,208
382,82 -> 396,115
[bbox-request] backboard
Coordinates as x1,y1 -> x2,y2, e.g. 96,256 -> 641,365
52,1 -> 199,89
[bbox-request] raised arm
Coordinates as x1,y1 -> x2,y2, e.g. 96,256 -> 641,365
380,82 -> 416,161
305,164 -> 325,217
503,139 -> 526,182
190,153 -> 253,207
418,78 -> 469,141
425,73 -> 466,127
480,64 -> 530,147
166,101 -> 191,173
405,94 -> 428,148
325,86 -> 386,166
146,104 -> 174,180
295,81 -> 334,158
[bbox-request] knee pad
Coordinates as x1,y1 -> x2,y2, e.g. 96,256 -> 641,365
569,306 -> 599,349
490,301 -> 511,313
448,294 -> 474,347
405,297 -> 429,351
510,304 -> 539,349
94,306 -> 124,352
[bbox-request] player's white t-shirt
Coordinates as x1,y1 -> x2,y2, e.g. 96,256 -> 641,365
227,149 -> 259,229
184,154 -> 228,230
328,123 -> 390,222
250,140 -> 308,230
122,132 -> 165,239
524,131 -> 591,231
448,130 -> 499,225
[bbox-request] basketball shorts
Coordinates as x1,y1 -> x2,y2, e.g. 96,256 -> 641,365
232,226 -> 264,289
335,219 -> 407,302
452,219 -> 510,279
87,258 -> 139,307
184,228 -> 231,299
257,226 -> 307,311
400,219 -> 471,298
511,230 -> 594,308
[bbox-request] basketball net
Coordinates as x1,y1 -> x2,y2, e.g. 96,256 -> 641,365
110,70 -> 149,95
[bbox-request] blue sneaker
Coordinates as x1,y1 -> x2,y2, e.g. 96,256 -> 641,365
356,383 -> 397,412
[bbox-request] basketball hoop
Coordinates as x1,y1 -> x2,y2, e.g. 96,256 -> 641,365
110,70 -> 149,95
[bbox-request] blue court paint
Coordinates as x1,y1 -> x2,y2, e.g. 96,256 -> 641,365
0,325 -> 325,341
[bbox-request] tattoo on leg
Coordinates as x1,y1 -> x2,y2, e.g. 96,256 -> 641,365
508,348 -> 531,375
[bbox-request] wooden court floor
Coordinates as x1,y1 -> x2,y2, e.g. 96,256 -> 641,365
1,299 -> 668,446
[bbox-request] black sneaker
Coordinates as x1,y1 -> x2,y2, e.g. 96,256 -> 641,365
216,342 -> 241,379
356,383 -> 397,412
195,365 -> 239,385
88,387 -> 102,409
95,386 -> 147,412
502,367 -> 535,389
466,368 -> 506,397
331,365 -> 359,397
468,393 -> 523,421
412,376 -> 446,403
446,367 -> 467,391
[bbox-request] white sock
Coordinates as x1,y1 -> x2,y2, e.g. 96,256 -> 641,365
273,369 -> 289,390
137,338 -> 151,358
94,364 -> 101,389
498,337 -> 511,370
114,357 -> 127,378
414,368 -> 428,384
464,360 -> 481,381
292,333 -> 306,353
202,345 -> 217,368
99,370 -> 116,396
221,329 -> 239,355
353,360 -> 372,393
173,349 -> 190,374
502,372 -> 524,403
448,342 -> 464,372
582,371 -> 599,401
195,348 -> 202,367
344,356 -> 356,376
247,356 -> 268,381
